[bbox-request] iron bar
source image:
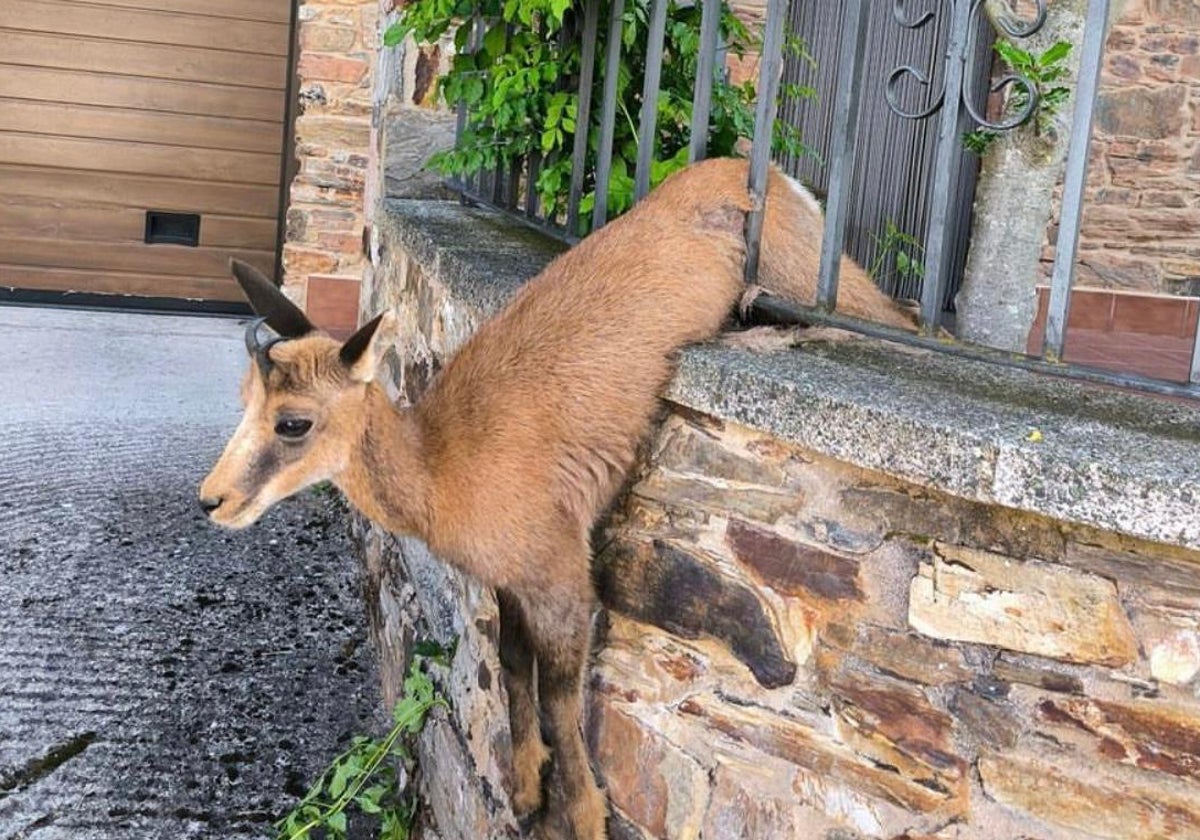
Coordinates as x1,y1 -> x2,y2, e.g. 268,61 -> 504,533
748,294 -> 1200,401
635,0 -> 669,200
743,0 -> 789,284
688,0 -> 722,162
456,15 -> 484,206
917,0 -> 973,334
567,0 -> 601,233
1045,0 -> 1110,362
815,0 -> 872,311
593,0 -> 626,230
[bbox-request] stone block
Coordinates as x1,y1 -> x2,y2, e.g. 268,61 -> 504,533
908,543 -> 1138,666
589,700 -> 709,839
1096,85 -> 1187,140
595,537 -> 797,688
297,115 -> 372,149
678,694 -> 965,817
383,107 -> 458,199
828,673 -> 967,803
726,519 -> 863,602
633,471 -> 803,524
1149,0 -> 1200,26
300,24 -> 357,53
282,245 -> 338,276
1038,696 -> 1200,781
298,52 -> 370,84
821,622 -> 971,687
979,746 -> 1200,839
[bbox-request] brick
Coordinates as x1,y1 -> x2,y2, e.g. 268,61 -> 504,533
282,245 -> 338,276
300,24 -> 357,52
297,115 -> 371,149
297,53 -> 369,84
908,543 -> 1138,666
979,747 -> 1200,839
316,230 -> 365,256
595,537 -> 797,688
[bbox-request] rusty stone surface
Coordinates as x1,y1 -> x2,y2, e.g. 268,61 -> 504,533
909,543 -> 1139,666
727,518 -> 863,602
678,695 -> 964,818
1038,696 -> 1200,782
828,674 -> 967,804
821,623 -> 972,687
595,538 -> 797,689
979,747 -> 1200,839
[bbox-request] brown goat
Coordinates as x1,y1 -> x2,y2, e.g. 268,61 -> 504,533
200,157 -> 914,840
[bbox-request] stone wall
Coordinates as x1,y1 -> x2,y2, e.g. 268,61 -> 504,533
1075,0 -> 1200,293
281,0 -> 378,338
356,199 -> 1200,840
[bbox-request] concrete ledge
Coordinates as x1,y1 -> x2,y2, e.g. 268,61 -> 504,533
380,198 -> 1200,551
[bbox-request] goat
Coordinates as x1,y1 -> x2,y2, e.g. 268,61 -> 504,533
199,156 -> 915,840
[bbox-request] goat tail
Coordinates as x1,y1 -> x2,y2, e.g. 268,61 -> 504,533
757,167 -> 918,330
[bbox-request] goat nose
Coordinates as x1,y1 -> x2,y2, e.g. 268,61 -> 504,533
199,496 -> 223,515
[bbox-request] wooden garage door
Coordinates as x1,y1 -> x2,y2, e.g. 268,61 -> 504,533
0,0 -> 292,305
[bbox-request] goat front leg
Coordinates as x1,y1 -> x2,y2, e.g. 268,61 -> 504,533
498,588 -> 551,820
523,588 -> 607,840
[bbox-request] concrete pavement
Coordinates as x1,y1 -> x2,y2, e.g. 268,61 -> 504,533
0,306 -> 380,838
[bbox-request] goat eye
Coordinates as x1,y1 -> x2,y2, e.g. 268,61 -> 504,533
274,418 -> 313,439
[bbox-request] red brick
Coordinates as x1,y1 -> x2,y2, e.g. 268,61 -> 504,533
305,274 -> 362,336
297,53 -> 369,84
316,230 -> 364,256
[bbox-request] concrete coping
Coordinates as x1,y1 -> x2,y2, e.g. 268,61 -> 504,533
380,198 -> 1200,552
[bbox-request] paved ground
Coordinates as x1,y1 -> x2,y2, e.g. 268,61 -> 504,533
0,306 -> 380,839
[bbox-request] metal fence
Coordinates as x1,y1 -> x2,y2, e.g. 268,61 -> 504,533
448,0 -> 1200,400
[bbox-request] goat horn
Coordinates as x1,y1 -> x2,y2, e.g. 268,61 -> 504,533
244,317 -> 286,378
230,258 -> 315,338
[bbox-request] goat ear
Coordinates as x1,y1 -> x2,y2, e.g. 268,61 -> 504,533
229,258 -> 315,338
339,312 -> 393,382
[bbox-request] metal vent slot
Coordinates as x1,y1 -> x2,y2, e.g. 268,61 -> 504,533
144,211 -> 201,247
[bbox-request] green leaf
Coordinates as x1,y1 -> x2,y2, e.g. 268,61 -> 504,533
383,23 -> 408,48
327,811 -> 347,835
1040,41 -> 1072,67
482,23 -> 507,58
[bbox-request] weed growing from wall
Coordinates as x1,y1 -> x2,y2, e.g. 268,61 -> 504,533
276,646 -> 450,840
963,39 -> 1073,155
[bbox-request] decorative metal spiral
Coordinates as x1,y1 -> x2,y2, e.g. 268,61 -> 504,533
885,0 -> 1047,132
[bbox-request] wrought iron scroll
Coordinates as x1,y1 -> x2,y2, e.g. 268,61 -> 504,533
884,0 -> 1048,332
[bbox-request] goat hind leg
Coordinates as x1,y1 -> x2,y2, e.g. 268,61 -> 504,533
497,588 -> 551,818
526,592 -> 607,840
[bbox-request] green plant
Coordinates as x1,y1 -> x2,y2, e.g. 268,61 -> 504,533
963,39 -> 1072,155
384,0 -> 815,232
276,647 -> 450,840
868,218 -> 924,289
